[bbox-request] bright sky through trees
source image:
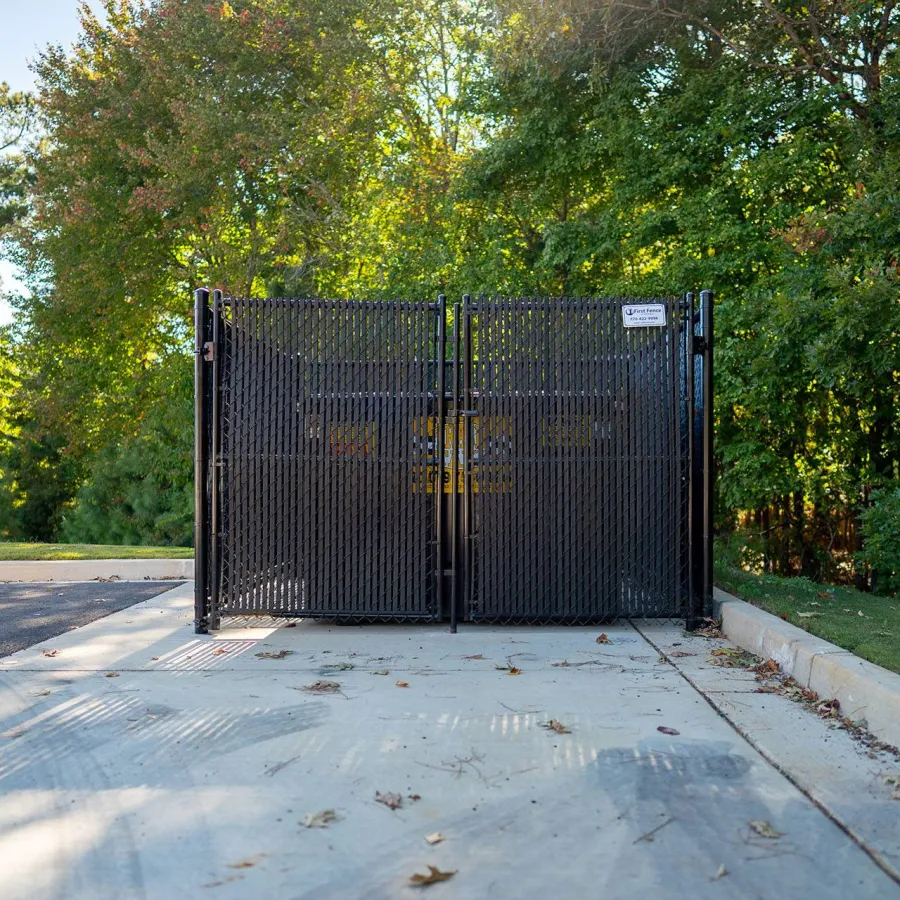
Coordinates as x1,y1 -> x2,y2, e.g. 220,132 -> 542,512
0,2 -> 103,323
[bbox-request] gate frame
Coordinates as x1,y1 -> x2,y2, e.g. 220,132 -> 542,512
194,290 -> 714,633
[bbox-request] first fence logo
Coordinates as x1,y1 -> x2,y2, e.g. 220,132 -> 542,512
622,304 -> 666,328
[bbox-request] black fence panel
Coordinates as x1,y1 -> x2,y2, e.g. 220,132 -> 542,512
463,297 -> 691,623
208,298 -> 441,625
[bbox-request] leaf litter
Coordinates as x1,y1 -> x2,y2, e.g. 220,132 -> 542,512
409,866 -> 456,887
424,832 -> 445,845
255,650 -> 293,660
375,791 -> 403,810
657,726 -> 680,736
540,719 -> 572,734
749,820 -> 782,839
300,680 -> 342,694
595,633 -> 612,644
301,809 -> 338,829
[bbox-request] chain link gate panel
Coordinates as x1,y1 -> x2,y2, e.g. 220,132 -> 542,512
195,294 -> 446,630
195,291 -> 712,631
459,297 -> 692,623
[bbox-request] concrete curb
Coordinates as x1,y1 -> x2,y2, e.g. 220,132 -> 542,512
714,586 -> 900,748
0,559 -> 194,582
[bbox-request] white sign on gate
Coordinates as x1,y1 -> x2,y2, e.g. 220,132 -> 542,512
622,304 -> 667,328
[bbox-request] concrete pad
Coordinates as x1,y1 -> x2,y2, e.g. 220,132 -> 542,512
714,588 -> 900,748
0,587 -> 897,899
0,559 -> 193,583
639,622 -> 900,881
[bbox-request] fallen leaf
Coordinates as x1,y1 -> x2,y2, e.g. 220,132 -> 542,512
657,726 -> 680,736
408,794 -> 422,801
409,866 -> 456,887
669,651 -> 694,658
41,649 -> 60,658
494,665 -> 521,675
858,610 -> 866,618
714,864 -> 727,879
301,809 -> 337,829
33,689 -> 51,697
462,654 -> 484,660
395,680 -> 410,688
540,719 -> 572,734
754,658 -> 779,677
424,832 -> 445,845
301,680 -> 341,694
228,854 -> 266,869
284,622 -> 297,628
255,650 -> 293,660
375,791 -> 402,810
882,774 -> 900,786
105,672 -> 119,678
796,612 -> 817,619
749,820 -> 782,839
212,648 -> 229,655
808,601 -> 821,607
372,669 -> 389,676
817,592 -> 833,599
150,656 -> 159,661
323,662 -> 354,671
779,613 -> 788,621
595,633 -> 611,644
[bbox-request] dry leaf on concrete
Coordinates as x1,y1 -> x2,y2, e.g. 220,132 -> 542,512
749,820 -> 782,839
540,719 -> 572,734
41,649 -> 60,658
714,864 -> 727,879
409,866 -> 456,886
212,648 -> 229,655
494,664 -> 521,675
104,673 -> 119,678
595,633 -> 612,644
375,791 -> 403,809
372,669 -> 389,676
657,726 -> 680,736
395,680 -> 410,688
301,810 -> 338,829
227,854 -> 266,869
462,654 -> 484,660
301,680 -> 341,694
408,794 -> 422,801
323,662 -> 354,671
255,650 -> 294,660
424,832 -> 445,845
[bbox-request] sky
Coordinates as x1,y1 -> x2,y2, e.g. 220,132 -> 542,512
0,1 -> 103,325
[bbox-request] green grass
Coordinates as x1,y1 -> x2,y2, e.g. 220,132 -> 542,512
0,543 -> 193,561
715,561 -> 900,675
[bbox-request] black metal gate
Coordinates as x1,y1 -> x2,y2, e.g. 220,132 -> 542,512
195,291 -> 713,632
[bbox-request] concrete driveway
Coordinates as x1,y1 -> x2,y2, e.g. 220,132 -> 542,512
0,583 -> 897,899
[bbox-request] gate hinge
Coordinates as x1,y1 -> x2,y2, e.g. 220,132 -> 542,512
203,341 -> 216,362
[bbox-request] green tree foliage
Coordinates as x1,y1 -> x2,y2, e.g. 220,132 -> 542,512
0,0 -> 897,588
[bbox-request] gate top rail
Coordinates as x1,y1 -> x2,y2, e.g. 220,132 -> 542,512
213,294 -> 684,306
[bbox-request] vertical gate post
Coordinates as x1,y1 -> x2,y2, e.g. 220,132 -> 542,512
435,295 -> 447,624
194,288 -> 211,634
687,289 -> 714,628
699,290 -> 714,618
449,301 -> 462,633
209,289 -> 223,631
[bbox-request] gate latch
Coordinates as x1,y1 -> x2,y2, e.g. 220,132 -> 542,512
203,341 -> 216,362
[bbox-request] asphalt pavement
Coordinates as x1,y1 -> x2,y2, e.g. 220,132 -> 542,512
0,581 -> 185,657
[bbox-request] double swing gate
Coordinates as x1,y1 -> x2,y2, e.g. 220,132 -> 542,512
194,291 -> 714,633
